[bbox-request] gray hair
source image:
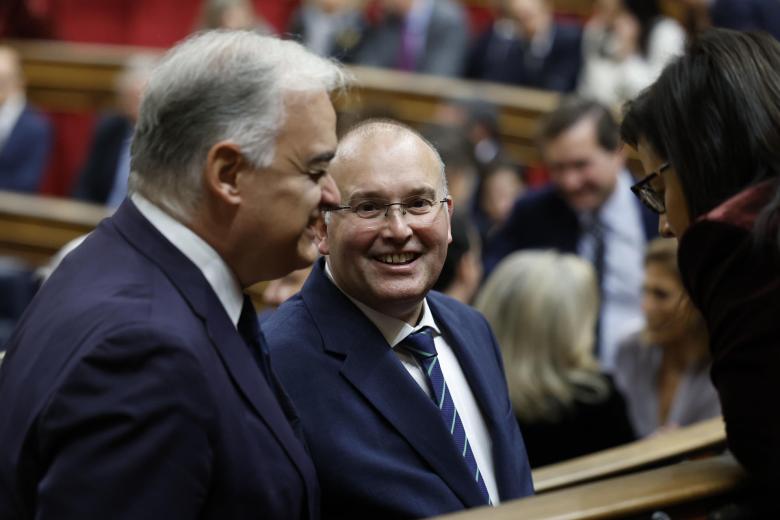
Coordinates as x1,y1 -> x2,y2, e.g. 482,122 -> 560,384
129,30 -> 348,220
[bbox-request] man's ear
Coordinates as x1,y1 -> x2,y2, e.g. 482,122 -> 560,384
315,216 -> 330,255
204,141 -> 246,205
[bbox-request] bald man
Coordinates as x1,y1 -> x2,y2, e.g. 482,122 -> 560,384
263,120 -> 534,519
0,45 -> 52,192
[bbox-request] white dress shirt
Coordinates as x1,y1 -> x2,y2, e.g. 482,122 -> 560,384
132,193 -> 244,328
324,261 -> 499,504
0,92 -> 25,151
578,170 -> 646,370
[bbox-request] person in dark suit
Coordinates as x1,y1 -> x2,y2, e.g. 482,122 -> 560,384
72,55 -> 157,206
353,0 -> 469,76
621,28 -> 780,495
263,120 -> 534,519
0,31 -> 346,519
465,0 -> 583,92
484,97 -> 657,370
0,45 -> 52,193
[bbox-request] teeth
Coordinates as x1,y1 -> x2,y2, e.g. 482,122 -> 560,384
378,253 -> 415,264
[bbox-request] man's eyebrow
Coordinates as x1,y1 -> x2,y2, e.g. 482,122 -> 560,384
348,187 -> 437,200
307,151 -> 335,167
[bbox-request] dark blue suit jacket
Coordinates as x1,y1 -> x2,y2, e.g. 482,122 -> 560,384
264,258 -> 534,519
483,184 -> 658,274
72,114 -> 132,204
710,0 -> 780,40
0,104 -> 52,193
465,22 -> 583,92
0,200 -> 319,519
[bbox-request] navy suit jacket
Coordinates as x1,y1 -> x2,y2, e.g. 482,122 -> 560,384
72,114 -> 132,204
0,200 -> 319,519
263,258 -> 534,519
465,22 -> 583,92
483,184 -> 658,274
0,104 -> 52,193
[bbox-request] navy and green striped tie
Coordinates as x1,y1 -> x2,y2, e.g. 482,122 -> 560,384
401,327 -> 491,505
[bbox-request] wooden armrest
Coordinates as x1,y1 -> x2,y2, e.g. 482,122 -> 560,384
434,453 -> 746,520
533,417 -> 727,493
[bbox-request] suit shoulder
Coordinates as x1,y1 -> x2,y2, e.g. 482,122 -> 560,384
262,294 -> 321,351
428,291 -> 488,326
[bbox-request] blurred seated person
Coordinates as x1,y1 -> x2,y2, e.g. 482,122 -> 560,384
424,126 -> 478,209
578,0 -> 685,107
484,97 -> 657,370
432,213 -> 482,304
353,0 -> 468,76
199,0 -> 274,33
0,45 -> 52,193
679,0 -> 780,40
465,0 -> 582,92
475,251 -> 635,467
615,238 -> 720,437
433,98 -> 503,168
73,55 -> 156,207
471,160 -> 525,245
287,0 -> 366,61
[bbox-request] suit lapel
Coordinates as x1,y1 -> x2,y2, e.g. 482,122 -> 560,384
110,200 -> 316,499
300,260 -> 486,507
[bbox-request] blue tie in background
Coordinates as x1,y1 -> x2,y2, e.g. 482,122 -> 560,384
401,327 -> 491,504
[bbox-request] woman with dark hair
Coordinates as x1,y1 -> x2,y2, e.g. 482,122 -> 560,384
620,28 -> 780,489
578,0 -> 685,106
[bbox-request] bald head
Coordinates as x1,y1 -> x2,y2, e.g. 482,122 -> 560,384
330,120 -> 447,195
0,46 -> 23,105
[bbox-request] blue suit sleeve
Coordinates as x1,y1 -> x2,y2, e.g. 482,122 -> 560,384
34,326 -> 216,519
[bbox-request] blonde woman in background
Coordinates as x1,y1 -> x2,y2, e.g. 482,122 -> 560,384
614,238 -> 720,438
475,250 -> 634,467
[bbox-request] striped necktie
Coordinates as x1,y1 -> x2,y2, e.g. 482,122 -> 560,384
401,327 -> 491,504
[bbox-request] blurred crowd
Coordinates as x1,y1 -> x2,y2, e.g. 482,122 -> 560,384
4,0 -> 775,467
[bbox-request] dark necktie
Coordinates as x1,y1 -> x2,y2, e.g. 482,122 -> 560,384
237,295 -> 273,382
401,327 -> 492,504
582,215 -> 606,357
237,296 -> 304,439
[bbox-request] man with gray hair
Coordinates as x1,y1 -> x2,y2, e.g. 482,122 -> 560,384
264,120 -> 534,518
0,31 -> 345,519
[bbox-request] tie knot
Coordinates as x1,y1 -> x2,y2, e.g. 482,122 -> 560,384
401,326 -> 437,361
237,295 -> 260,344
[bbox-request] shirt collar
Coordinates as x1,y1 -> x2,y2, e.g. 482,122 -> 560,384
323,259 -> 440,347
131,193 -> 244,328
0,92 -> 26,148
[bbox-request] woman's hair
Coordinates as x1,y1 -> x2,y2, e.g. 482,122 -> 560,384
621,29 -> 780,247
623,0 -> 661,57
474,251 -> 608,423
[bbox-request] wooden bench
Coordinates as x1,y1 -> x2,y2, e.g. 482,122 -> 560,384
433,454 -> 747,520
7,38 -> 561,166
533,416 -> 727,493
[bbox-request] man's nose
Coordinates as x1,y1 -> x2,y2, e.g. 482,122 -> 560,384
382,207 -> 413,241
320,173 -> 340,207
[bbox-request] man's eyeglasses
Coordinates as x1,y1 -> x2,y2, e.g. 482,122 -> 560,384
326,196 -> 448,223
630,163 -> 670,214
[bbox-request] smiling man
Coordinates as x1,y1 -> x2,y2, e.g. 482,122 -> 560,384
483,97 -> 659,370
263,120 -> 534,519
0,31 -> 344,519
